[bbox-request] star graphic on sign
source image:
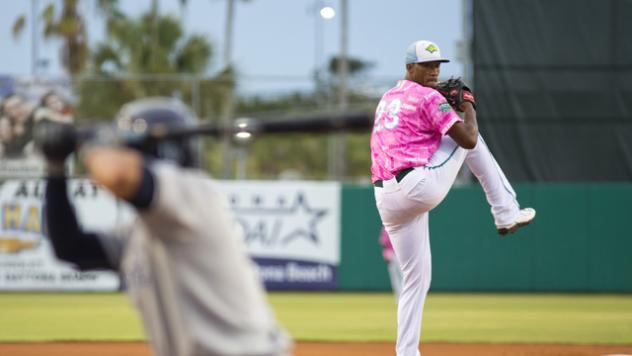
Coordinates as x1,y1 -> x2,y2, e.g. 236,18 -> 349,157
280,193 -> 328,246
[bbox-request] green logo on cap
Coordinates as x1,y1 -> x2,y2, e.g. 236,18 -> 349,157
425,44 -> 438,54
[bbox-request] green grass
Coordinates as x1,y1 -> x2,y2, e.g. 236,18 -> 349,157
0,293 -> 143,341
0,292 -> 631,344
422,294 -> 632,344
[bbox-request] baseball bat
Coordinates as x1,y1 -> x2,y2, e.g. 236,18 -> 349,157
147,113 -> 374,141
59,113 -> 374,151
35,113 -> 374,159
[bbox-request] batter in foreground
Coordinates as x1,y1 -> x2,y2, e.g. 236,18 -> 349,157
38,98 -> 291,356
370,40 -> 536,356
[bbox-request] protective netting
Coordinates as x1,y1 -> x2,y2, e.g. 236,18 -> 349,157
473,0 -> 632,181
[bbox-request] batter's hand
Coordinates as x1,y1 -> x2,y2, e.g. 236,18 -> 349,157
34,121 -> 78,163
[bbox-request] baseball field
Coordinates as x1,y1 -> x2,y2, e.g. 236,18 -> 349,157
1,292 -> 631,356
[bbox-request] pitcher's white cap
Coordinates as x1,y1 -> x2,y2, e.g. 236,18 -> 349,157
405,40 -> 450,64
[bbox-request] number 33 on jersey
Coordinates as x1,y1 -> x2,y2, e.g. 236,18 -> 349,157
374,98 -> 403,132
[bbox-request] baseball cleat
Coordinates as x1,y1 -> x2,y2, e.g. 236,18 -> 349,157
497,208 -> 536,236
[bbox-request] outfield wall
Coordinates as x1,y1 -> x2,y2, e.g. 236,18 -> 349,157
1,179 -> 630,292
339,184 -> 632,292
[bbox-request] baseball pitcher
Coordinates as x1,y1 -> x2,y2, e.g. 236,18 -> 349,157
370,40 -> 536,356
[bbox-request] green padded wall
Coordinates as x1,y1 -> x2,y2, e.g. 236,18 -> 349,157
338,185 -> 388,290
339,184 -> 632,292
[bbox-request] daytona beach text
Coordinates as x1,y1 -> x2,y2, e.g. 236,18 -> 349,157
256,262 -> 332,283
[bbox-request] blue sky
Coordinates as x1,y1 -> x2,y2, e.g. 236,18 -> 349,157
0,0 -> 465,95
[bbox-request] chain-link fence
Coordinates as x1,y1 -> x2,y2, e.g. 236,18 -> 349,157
0,73 -> 391,181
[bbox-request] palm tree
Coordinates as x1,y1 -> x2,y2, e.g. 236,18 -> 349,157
12,0 -> 119,77
76,7 -> 213,119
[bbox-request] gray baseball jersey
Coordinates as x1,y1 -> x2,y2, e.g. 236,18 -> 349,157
100,162 -> 291,356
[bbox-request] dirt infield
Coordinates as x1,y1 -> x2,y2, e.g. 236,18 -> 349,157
1,342 -> 632,356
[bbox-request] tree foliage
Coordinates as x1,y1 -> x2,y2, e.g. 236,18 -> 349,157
11,0 -> 123,76
10,0 -> 376,180
327,55 -> 375,76
75,8 -> 215,120
227,54 -> 378,180
12,0 -> 95,76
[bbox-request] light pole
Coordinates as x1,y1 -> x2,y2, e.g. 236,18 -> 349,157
313,0 -> 322,91
322,0 -> 348,180
220,0 -> 236,178
233,118 -> 255,179
313,2 -> 335,92
31,0 -> 39,77
334,0 -> 349,180
223,0 -> 235,68
312,2 -> 343,179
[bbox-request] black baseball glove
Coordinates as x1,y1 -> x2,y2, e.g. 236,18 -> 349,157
434,77 -> 476,112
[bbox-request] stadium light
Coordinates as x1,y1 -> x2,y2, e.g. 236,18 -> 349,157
320,6 -> 335,20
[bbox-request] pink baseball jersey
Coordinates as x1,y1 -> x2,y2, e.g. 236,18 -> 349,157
370,80 -> 463,182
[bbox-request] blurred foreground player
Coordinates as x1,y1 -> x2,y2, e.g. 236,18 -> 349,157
38,97 -> 291,356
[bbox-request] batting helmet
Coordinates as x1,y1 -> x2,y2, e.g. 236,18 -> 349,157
115,97 -> 200,168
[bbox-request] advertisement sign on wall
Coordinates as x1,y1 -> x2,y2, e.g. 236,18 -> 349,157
0,179 -> 120,291
0,178 -> 341,291
220,181 -> 341,290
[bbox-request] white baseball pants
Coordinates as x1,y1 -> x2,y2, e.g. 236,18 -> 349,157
387,256 -> 403,302
374,135 -> 520,356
